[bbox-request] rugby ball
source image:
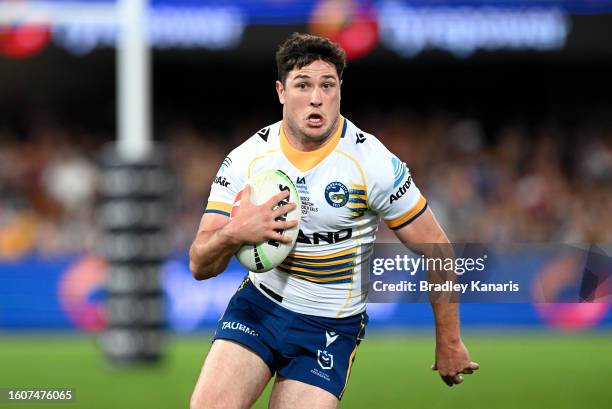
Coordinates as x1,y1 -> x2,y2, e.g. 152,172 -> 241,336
232,169 -> 301,272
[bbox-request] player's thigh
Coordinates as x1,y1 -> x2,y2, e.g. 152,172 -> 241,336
268,376 -> 339,409
191,339 -> 272,409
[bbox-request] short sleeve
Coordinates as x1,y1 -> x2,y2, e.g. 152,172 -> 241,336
368,147 -> 428,230
204,151 -> 246,217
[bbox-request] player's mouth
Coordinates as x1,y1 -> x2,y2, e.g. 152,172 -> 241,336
306,113 -> 324,127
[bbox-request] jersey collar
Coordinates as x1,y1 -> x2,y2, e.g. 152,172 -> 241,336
280,116 -> 346,173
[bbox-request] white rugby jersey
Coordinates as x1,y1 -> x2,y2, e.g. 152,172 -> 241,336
205,116 -> 427,318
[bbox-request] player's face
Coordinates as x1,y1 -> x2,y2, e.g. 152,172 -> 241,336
276,59 -> 341,146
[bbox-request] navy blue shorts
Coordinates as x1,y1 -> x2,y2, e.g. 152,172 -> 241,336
213,277 -> 368,399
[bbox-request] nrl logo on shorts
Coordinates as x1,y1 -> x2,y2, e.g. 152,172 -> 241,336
324,182 -> 349,208
317,350 -> 334,370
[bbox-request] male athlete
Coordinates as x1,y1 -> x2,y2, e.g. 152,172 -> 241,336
189,33 -> 479,409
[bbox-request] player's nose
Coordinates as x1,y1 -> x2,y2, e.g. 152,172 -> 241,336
310,87 -> 323,106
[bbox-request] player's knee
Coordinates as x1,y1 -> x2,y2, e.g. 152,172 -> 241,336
190,390 -> 212,409
190,389 -> 231,409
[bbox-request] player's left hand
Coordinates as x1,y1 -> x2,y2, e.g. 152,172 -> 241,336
431,339 -> 479,387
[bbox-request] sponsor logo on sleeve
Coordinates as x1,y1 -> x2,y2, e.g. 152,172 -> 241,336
220,156 -> 232,173
214,176 -> 231,188
389,176 -> 413,204
389,156 -> 413,203
391,157 -> 408,188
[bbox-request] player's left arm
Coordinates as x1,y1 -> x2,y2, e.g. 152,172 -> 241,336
393,208 -> 480,387
362,137 -> 479,386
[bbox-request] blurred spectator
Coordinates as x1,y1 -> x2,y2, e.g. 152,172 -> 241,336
0,110 -> 611,259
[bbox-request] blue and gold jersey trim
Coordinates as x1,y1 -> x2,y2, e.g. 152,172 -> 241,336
384,195 -> 428,230
347,184 -> 368,219
339,117 -> 348,138
205,201 -> 232,217
279,247 -> 356,284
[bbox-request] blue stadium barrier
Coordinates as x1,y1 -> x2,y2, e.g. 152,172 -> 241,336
0,253 -> 610,331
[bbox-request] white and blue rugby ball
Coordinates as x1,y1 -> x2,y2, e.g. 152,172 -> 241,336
231,169 -> 301,272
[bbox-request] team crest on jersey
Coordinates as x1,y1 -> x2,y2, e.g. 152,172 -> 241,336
324,182 -> 349,208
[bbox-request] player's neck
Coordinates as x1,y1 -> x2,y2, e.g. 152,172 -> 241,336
283,116 -> 341,152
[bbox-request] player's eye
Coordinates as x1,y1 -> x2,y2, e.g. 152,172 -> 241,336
296,82 -> 308,90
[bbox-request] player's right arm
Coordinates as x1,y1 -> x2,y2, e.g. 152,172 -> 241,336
189,185 -> 297,280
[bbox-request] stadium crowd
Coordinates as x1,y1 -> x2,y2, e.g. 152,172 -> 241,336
1,112 -> 611,259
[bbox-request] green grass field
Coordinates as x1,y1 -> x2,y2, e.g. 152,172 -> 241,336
0,331 -> 611,409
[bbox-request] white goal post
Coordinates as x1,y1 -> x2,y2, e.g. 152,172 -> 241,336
0,0 -> 151,162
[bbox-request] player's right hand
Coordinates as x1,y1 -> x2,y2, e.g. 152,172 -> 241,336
225,184 -> 298,245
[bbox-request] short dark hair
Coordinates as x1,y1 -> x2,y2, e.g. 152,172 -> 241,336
275,33 -> 346,85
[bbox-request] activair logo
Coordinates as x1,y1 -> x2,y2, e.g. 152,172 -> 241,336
214,176 -> 230,188
220,156 -> 232,173
391,157 -> 408,188
324,182 -> 349,208
389,176 -> 413,204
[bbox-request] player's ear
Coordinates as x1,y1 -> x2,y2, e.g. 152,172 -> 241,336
276,80 -> 286,105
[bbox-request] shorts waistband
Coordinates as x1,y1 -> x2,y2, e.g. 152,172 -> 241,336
258,282 -> 283,303
246,276 -> 284,307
